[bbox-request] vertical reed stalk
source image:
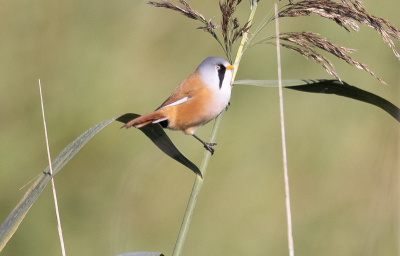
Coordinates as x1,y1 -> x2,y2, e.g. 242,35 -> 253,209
397,69 -> 400,256
171,2 -> 259,255
274,5 -> 294,256
39,79 -> 66,256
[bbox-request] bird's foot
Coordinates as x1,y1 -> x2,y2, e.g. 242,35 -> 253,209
192,134 -> 217,155
203,142 -> 217,155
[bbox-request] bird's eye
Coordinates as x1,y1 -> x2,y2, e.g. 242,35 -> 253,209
216,65 -> 221,70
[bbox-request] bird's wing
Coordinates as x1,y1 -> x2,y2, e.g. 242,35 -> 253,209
156,72 -> 204,110
159,96 -> 189,109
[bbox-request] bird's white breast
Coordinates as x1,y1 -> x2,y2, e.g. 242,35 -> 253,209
205,69 -> 232,119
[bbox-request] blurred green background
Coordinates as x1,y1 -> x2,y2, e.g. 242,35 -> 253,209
0,0 -> 399,255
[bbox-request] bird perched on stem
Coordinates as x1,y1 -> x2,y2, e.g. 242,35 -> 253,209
122,56 -> 234,155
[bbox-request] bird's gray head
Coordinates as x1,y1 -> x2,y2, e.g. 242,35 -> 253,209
197,57 -> 234,90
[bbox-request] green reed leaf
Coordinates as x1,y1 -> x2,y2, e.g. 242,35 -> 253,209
234,79 -> 400,122
117,113 -> 201,177
0,117 -> 116,252
0,114 -> 200,252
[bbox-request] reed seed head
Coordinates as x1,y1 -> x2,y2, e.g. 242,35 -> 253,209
148,0 -> 249,63
280,0 -> 400,62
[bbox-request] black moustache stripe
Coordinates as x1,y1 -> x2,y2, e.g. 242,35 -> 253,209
217,65 -> 227,89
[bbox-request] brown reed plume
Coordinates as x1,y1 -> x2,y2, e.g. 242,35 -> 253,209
273,0 -> 400,83
261,32 -> 384,83
147,0 -> 251,63
219,0 -> 251,61
148,0 -> 400,83
280,0 -> 400,58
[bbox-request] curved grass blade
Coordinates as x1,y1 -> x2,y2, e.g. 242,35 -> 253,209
116,252 -> 164,256
117,113 -> 201,177
234,79 -> 400,122
0,117 -> 116,252
0,114 -> 200,252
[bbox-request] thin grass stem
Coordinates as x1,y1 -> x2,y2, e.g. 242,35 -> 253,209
274,5 -> 294,256
398,74 -> 400,256
39,79 -> 66,256
171,2 -> 259,255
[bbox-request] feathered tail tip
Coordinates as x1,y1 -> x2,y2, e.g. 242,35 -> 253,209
120,119 -> 146,129
121,112 -> 165,129
120,117 -> 139,129
121,123 -> 132,129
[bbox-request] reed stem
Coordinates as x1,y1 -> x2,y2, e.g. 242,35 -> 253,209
171,1 -> 259,255
274,4 -> 294,256
38,79 -> 66,256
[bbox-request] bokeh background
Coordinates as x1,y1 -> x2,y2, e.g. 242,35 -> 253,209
0,0 -> 399,255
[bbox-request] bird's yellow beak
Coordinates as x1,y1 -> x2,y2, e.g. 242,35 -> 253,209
226,65 -> 234,70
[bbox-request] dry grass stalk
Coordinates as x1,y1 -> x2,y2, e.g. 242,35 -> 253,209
279,0 -> 400,61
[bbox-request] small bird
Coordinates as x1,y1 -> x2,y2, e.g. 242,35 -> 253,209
123,56 -> 234,155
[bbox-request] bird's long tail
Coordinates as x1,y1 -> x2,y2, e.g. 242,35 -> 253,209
122,111 -> 167,129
